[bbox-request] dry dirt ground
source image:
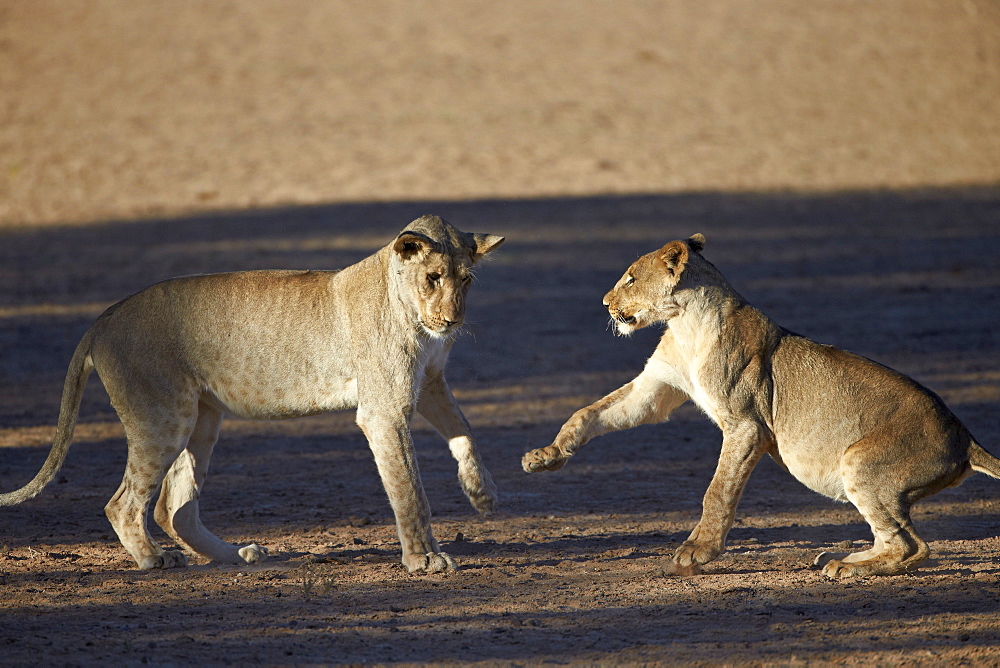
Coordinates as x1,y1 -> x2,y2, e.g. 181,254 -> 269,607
2,1 -> 1000,666
1,194 -> 999,665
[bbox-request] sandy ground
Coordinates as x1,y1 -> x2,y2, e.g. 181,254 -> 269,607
2,0 -> 1000,227
1,194 -> 998,665
1,2 -> 1000,666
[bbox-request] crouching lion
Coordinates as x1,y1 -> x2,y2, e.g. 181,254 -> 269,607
523,233 -> 1000,578
1,215 -> 503,573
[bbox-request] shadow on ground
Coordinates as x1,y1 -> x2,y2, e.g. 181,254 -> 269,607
1,188 -> 999,664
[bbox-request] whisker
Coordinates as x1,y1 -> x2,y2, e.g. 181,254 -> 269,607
459,321 -> 478,342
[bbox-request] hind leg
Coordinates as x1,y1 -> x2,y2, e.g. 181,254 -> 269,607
818,492 -> 928,578
153,401 -> 267,565
816,441 -> 930,577
816,429 -> 968,578
105,413 -> 196,570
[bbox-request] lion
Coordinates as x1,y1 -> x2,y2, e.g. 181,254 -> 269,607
523,233 -> 1000,577
1,215 -> 503,573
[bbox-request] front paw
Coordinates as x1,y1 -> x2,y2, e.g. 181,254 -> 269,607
403,551 -> 457,573
659,560 -> 704,576
461,471 -> 498,517
522,446 -> 570,473
672,541 -> 721,568
468,486 -> 497,518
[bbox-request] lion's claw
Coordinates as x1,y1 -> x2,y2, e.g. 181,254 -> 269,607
521,447 -> 569,473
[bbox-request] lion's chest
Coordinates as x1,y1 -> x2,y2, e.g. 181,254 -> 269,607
687,375 -> 722,426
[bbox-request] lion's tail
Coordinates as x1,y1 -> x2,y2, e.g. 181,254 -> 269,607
969,439 -> 1000,480
0,327 -> 95,506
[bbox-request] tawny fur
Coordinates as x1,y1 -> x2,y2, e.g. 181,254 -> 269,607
1,215 -> 503,573
523,233 -> 1000,578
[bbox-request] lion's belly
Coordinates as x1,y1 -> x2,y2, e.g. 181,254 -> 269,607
208,376 -> 359,420
774,442 -> 849,501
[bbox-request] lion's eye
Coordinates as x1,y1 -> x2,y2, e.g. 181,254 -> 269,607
625,276 -> 635,286
427,272 -> 441,284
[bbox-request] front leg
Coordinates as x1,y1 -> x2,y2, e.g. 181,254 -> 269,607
521,357 -> 689,473
671,421 -> 772,571
417,370 -> 497,516
522,358 -> 689,473
356,405 -> 454,573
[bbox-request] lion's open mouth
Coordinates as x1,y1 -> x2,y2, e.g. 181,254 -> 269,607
608,308 -> 644,337
612,318 -> 637,337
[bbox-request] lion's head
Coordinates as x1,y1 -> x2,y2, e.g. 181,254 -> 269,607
391,215 -> 504,338
604,233 -> 707,336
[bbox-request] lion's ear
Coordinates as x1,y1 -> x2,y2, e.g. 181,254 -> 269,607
393,232 -> 431,260
472,233 -> 505,259
659,240 -> 690,279
687,233 -> 706,252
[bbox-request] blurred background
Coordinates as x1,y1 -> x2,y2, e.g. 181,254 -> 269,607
2,0 -> 999,228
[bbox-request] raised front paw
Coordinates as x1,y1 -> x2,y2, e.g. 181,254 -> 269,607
522,446 -> 570,473
403,551 -> 457,573
467,485 -> 497,518
460,470 -> 498,518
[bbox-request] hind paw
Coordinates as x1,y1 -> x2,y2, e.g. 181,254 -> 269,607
138,549 -> 188,570
813,551 -> 837,570
820,558 -> 865,578
238,543 -> 268,564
